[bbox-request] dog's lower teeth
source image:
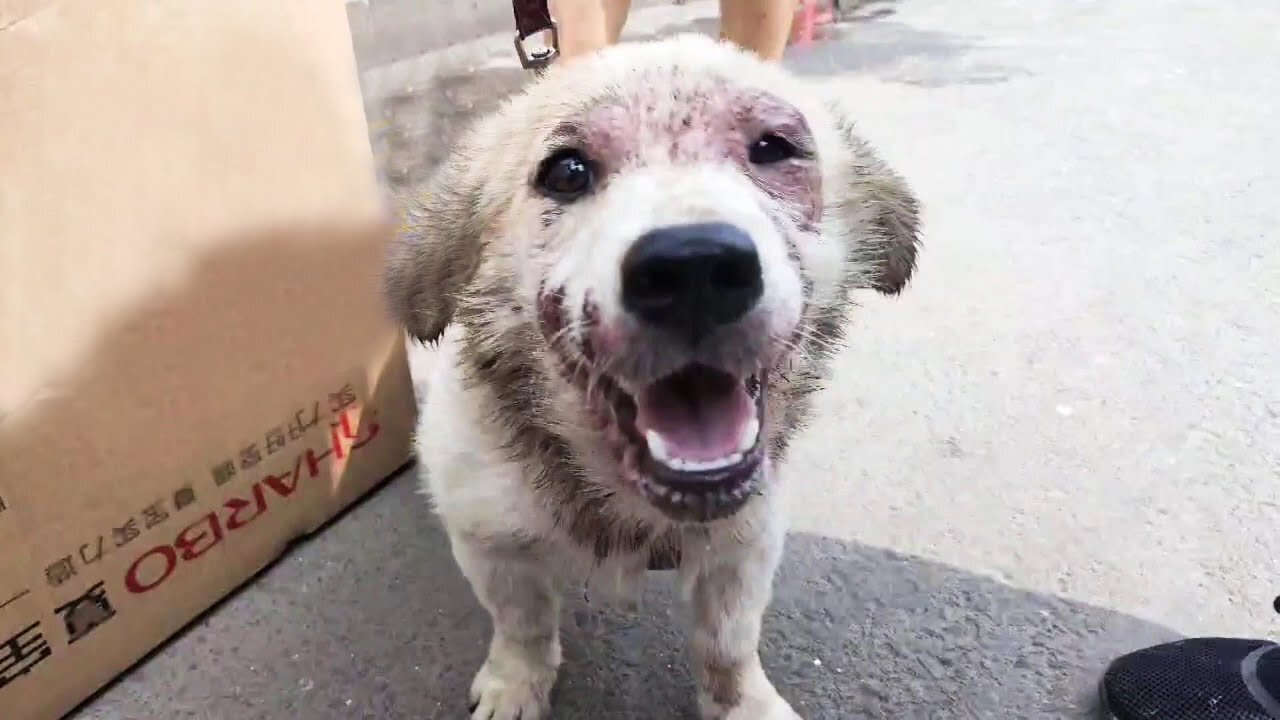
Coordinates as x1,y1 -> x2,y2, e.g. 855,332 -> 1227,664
644,415 -> 760,473
656,453 -> 743,472
645,431 -> 746,472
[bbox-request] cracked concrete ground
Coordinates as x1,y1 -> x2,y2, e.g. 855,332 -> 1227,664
76,0 -> 1279,717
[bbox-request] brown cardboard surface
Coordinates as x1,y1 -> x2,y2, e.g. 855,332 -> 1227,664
0,1 -> 416,718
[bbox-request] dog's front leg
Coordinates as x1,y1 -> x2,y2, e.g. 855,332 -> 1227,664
453,537 -> 560,720
685,525 -> 800,720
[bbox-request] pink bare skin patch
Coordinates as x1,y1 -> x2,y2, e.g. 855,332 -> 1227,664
551,78 -> 824,230
580,292 -> 626,362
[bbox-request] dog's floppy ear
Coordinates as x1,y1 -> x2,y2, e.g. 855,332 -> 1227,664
383,146 -> 486,344
826,106 -> 922,296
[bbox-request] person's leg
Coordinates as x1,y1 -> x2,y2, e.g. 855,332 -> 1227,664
554,0 -> 794,63
549,0 -> 609,59
604,0 -> 632,44
551,0 -> 630,60
719,0 -> 798,61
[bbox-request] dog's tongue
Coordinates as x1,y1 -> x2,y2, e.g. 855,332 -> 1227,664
635,365 -> 754,462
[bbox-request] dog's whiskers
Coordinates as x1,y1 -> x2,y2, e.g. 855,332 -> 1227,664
542,317 -> 574,347
788,326 -> 843,357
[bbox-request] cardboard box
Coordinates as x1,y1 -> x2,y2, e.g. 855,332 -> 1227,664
0,1 -> 417,718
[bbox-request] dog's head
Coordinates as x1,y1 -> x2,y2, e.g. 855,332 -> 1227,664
386,35 -> 921,524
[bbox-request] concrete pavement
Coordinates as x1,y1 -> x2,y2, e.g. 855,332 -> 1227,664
77,0 -> 1280,717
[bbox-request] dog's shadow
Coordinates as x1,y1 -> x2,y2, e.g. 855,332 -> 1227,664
81,471 -> 1177,719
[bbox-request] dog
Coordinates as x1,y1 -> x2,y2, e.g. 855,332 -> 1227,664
383,34 -> 921,720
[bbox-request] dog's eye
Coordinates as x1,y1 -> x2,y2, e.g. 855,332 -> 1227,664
536,149 -> 594,201
748,133 -> 802,165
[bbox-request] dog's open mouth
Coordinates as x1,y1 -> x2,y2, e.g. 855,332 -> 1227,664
539,290 -> 768,521
591,362 -> 768,522
630,364 -> 766,518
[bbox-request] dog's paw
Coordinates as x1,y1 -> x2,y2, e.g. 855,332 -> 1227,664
468,656 -> 555,720
702,688 -> 803,720
726,700 -> 802,720
721,699 -> 803,720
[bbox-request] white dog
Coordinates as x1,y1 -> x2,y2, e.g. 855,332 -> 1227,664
383,34 -> 921,720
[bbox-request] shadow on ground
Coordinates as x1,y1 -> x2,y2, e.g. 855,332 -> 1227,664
370,65 -> 532,193
785,19 -> 1031,85
79,470 -> 1177,720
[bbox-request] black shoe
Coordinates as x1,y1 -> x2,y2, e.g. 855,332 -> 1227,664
1100,637 -> 1280,719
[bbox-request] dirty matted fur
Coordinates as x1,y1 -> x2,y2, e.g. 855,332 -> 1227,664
383,35 -> 921,720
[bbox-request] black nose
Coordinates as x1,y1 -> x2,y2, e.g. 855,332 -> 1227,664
621,222 -> 763,342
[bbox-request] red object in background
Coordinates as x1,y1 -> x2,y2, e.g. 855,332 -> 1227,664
790,0 -> 836,47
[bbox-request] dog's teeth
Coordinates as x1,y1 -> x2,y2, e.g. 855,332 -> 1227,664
674,453 -> 743,472
737,417 -> 760,454
669,491 -> 683,504
713,453 -> 742,470
648,430 -> 748,472
645,430 -> 671,464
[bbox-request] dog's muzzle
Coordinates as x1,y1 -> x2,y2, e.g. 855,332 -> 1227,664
613,222 -> 768,520
538,222 -> 775,522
